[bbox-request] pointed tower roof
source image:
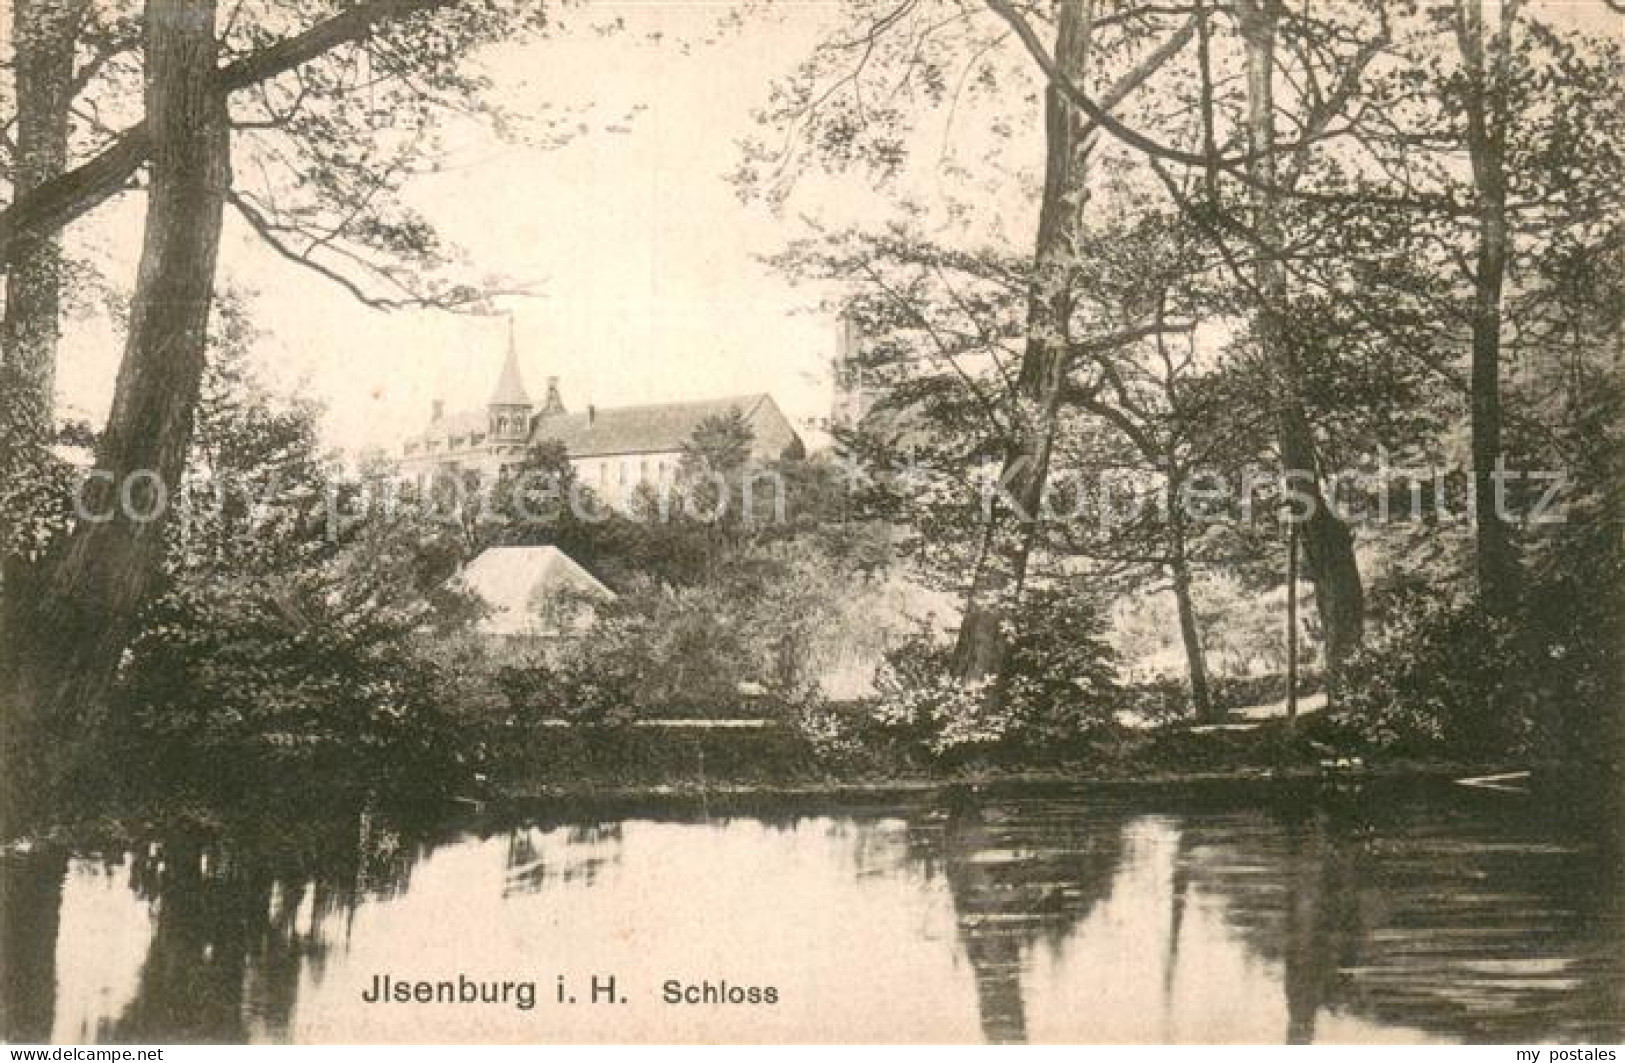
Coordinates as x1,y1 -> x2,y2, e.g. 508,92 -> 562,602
489,315 -> 531,406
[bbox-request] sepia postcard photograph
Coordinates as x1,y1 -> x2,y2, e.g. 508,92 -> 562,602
1,0 -> 1622,1049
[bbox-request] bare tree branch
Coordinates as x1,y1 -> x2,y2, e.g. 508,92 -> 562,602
227,189 -> 535,312
1,0 -> 456,259
985,0 -> 1243,168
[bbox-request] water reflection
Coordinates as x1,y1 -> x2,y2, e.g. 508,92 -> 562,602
2,784 -> 1620,1044
928,799 -> 1126,1042
1,850 -> 66,1040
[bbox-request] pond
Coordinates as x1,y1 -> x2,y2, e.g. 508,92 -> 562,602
3,780 -> 1621,1044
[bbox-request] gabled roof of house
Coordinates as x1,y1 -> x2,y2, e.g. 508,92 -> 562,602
455,545 -> 614,636
408,408 -> 487,449
530,393 -> 773,458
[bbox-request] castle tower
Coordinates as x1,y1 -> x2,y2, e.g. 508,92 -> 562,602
488,315 -> 532,443
540,375 -> 566,417
830,306 -> 874,433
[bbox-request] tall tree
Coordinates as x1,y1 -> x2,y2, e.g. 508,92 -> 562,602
1,0 -> 549,821
1452,0 -> 1521,611
0,0 -> 89,708
1232,0 -> 1365,683
5,0 -> 230,809
953,1 -> 1200,693
1,0 -> 87,424
951,0 -> 1096,687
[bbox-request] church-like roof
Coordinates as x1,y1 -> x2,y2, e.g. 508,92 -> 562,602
490,343 -> 531,406
531,394 -> 774,458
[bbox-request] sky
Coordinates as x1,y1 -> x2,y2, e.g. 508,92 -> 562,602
50,0 -> 1622,459
57,2 -> 887,457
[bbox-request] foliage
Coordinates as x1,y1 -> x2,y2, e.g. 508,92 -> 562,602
789,702 -> 872,766
871,631 -> 1000,758
1336,593 -> 1533,756
117,555 -> 469,803
496,641 -> 642,730
495,528 -> 895,721
869,577 -> 1121,762
0,403 -> 82,565
1337,560 -> 1621,762
999,579 -> 1122,743
1338,348 -> 1623,760
113,334 -> 477,804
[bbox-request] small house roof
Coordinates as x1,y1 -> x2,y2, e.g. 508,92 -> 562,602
455,545 -> 614,636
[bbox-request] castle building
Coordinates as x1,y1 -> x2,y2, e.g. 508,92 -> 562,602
829,307 -> 878,435
399,331 -> 805,503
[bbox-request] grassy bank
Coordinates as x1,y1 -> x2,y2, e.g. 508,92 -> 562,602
482,711 -> 1545,802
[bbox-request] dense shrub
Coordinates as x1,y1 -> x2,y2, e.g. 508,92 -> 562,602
790,702 -> 873,766
866,581 -> 1122,763
1336,594 -> 1530,755
106,338 -> 482,808
1333,579 -> 1623,761
117,560 -> 475,805
492,534 -> 897,719
870,632 -> 1001,757
1338,521 -> 1622,761
495,644 -> 641,728
1001,583 -> 1121,740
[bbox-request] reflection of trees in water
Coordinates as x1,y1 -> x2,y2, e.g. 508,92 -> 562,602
112,839 -> 282,1042
1,850 -> 68,1042
1180,799 -> 1625,1044
503,822 -> 624,895
7,811 -> 434,1044
894,790 -> 1623,1046
13,791 -> 1622,1045
1169,806 -> 1364,1044
910,797 -> 1129,1044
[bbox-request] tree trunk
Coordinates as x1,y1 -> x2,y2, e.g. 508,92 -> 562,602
1455,0 -> 1521,612
1,0 -> 84,420
1286,519 -> 1299,725
3,0 -> 229,816
952,0 -> 1096,686
1169,548 -> 1214,723
1165,466 -> 1214,721
1235,0 -> 1365,687
0,0 -> 87,835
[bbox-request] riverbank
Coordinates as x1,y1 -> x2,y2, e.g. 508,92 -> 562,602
484,710 -> 1567,812
10,700 -> 1614,851
487,760 -> 1555,827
